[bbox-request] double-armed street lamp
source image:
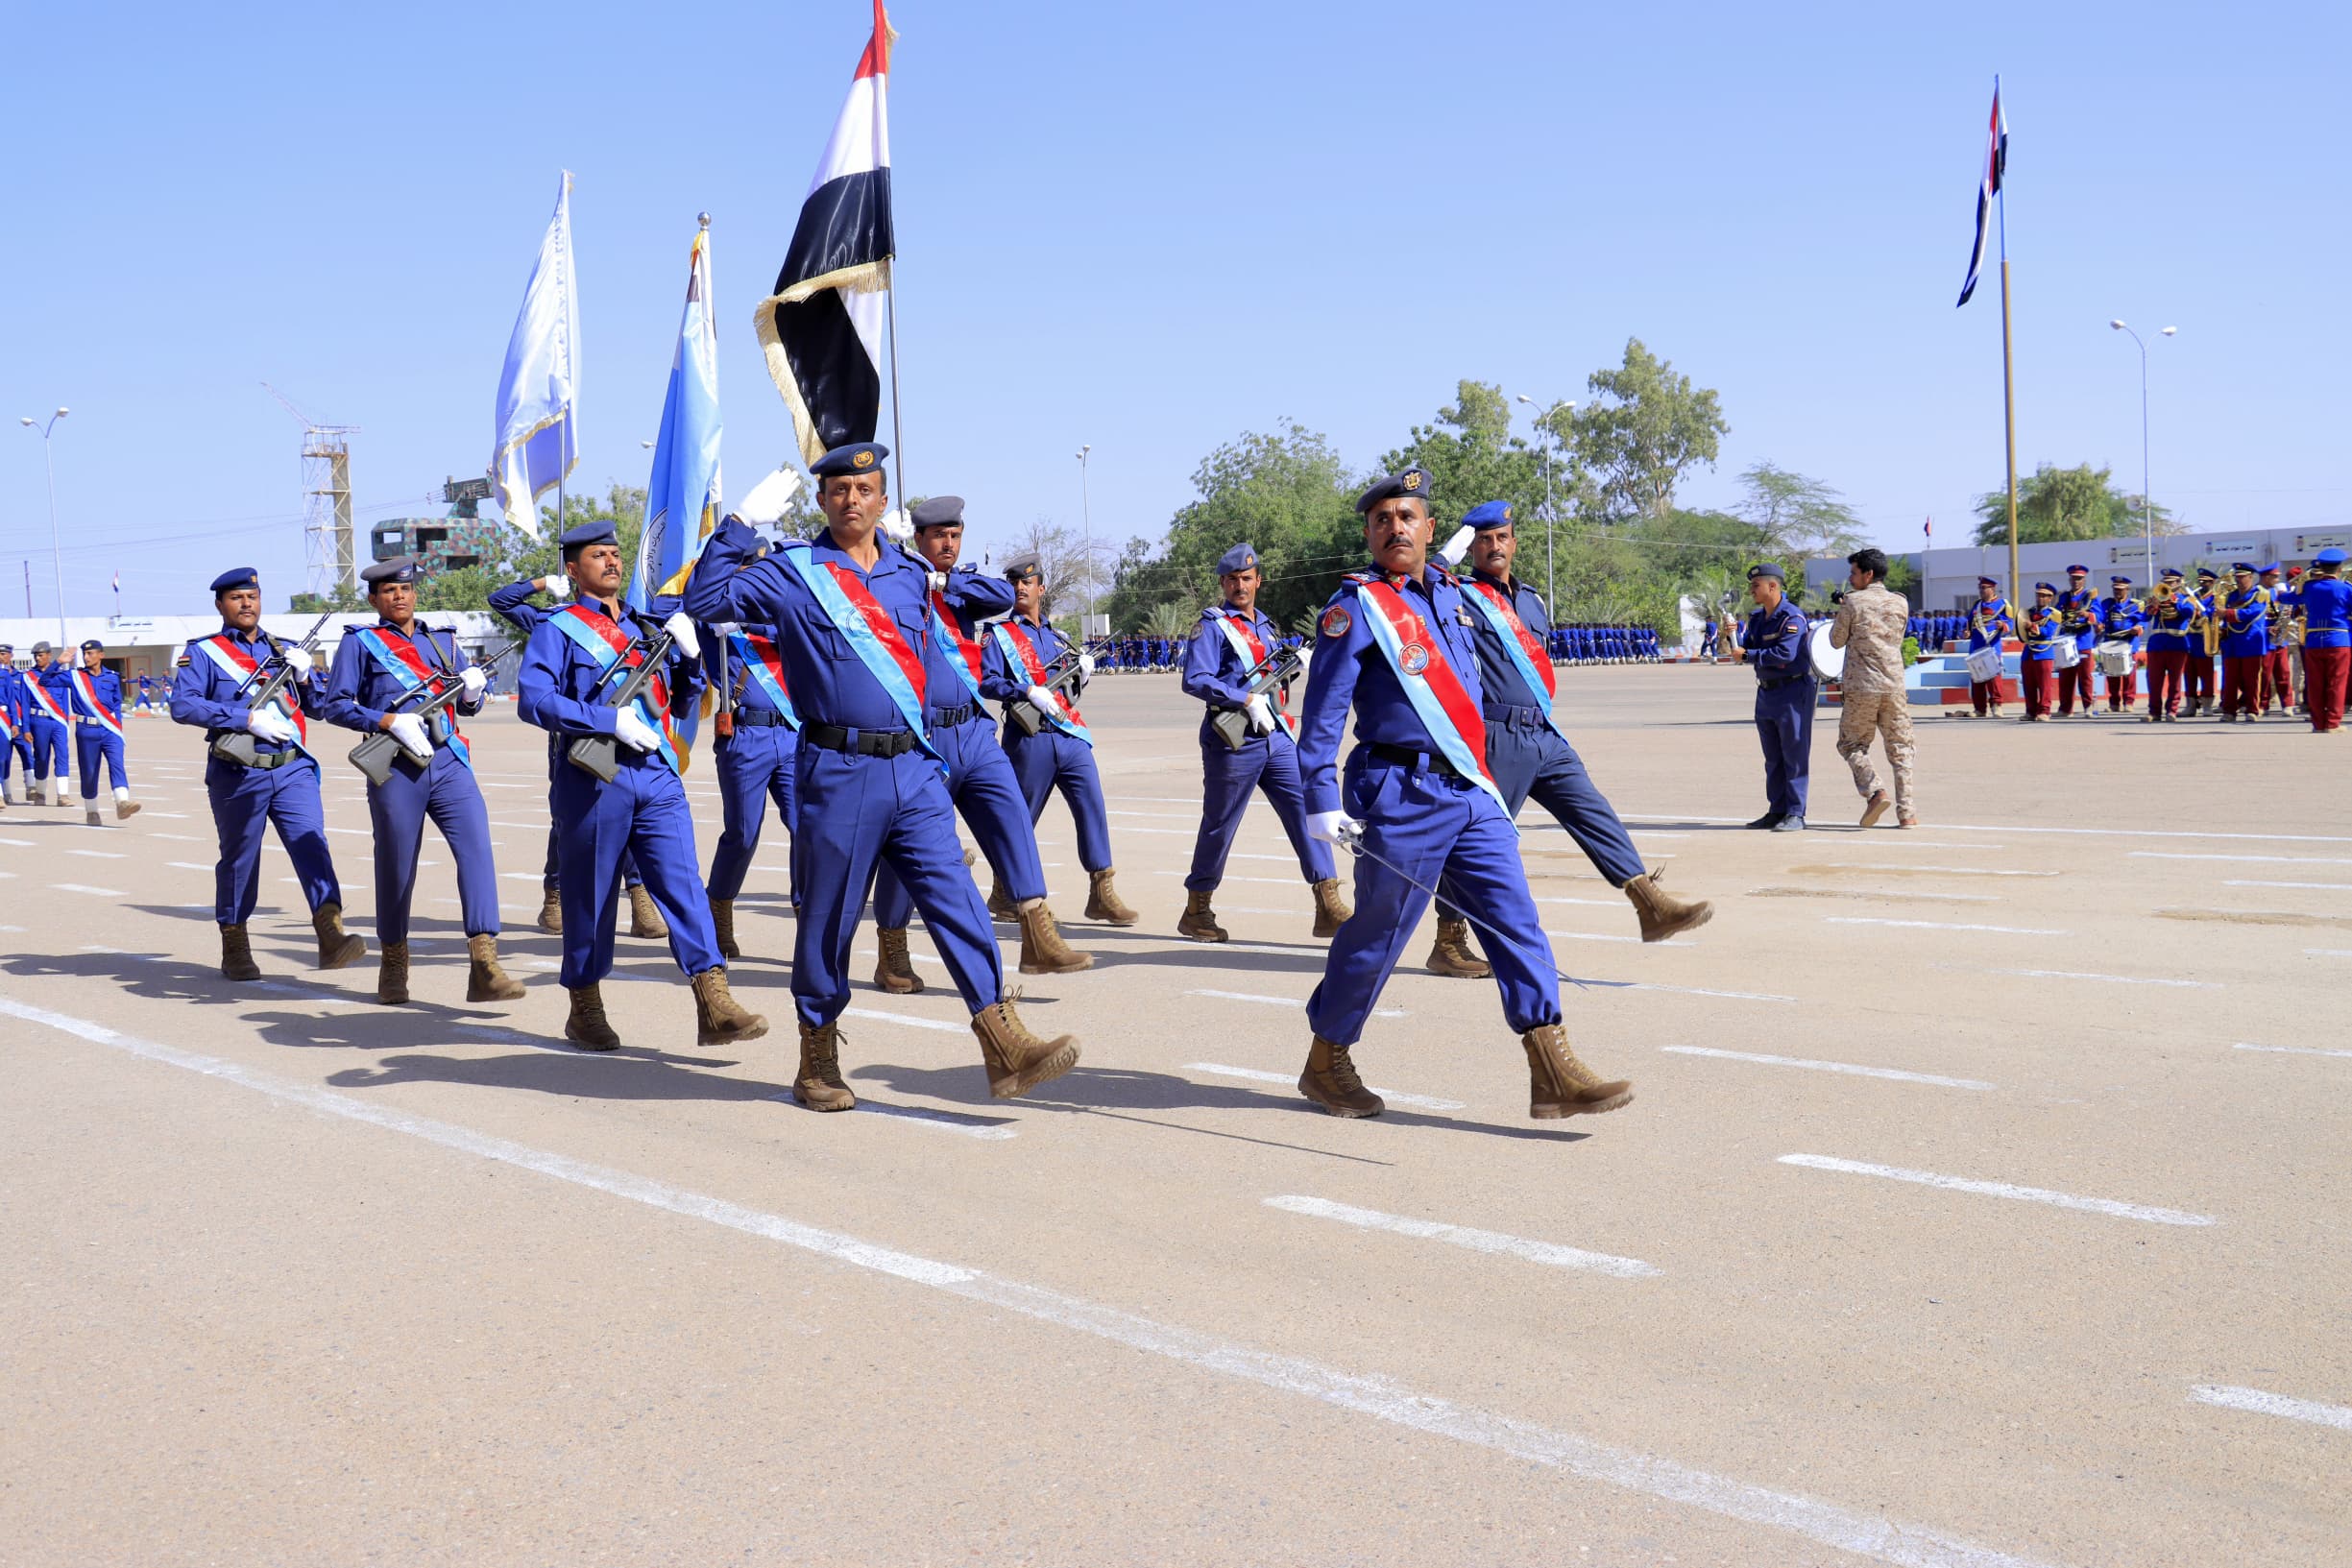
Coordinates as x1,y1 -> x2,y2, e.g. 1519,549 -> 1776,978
2108,320 -> 2175,590
1076,444 -> 1093,630
1514,394 -> 1577,609
18,407 -> 69,649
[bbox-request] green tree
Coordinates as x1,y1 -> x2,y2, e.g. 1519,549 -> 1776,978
1972,463 -> 2173,545
1376,379 -> 1545,530
1734,462 -> 1865,561
1571,337 -> 1728,522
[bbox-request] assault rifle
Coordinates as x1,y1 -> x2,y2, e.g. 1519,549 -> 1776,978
1209,643 -> 1303,752
209,612 -> 333,767
569,619 -> 678,783
349,676 -> 473,786
1004,646 -> 1083,736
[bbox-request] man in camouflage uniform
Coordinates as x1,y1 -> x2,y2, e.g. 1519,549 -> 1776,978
1829,548 -> 1917,829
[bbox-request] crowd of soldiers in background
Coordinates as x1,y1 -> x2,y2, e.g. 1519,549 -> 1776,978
1090,621 -> 1664,673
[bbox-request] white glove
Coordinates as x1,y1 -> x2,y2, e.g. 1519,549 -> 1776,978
387,712 -> 432,762
1438,524 -> 1475,567
1246,693 -> 1275,734
663,613 -> 701,662
539,575 -> 568,596
281,647 -> 314,680
245,707 -> 297,744
458,666 -> 489,699
882,509 -> 914,543
1079,652 -> 1097,678
1026,684 -> 1057,712
1307,809 -> 1363,847
614,707 -> 664,754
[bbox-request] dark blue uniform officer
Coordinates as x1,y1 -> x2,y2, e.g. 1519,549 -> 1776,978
320,555 -> 520,1007
1176,539 -> 1346,944
1293,466 -> 1634,1122
700,611 -> 801,959
0,644 -> 29,807
983,554 -> 1139,927
684,442 -> 1076,1110
66,639 -> 139,824
169,566 -> 366,980
869,494 -> 1090,990
1740,563 -> 1814,830
22,642 -> 73,804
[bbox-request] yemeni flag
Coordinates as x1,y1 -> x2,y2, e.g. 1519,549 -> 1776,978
756,1 -> 895,466
1954,82 -> 2008,308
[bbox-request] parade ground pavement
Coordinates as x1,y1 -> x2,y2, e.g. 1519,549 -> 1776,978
4,664 -> 2347,1567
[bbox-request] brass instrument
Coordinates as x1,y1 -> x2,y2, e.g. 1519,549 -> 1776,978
2267,588 -> 2304,649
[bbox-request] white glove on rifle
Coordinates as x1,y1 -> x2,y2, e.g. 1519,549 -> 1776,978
539,575 -> 569,596
387,712 -> 432,762
1246,693 -> 1276,735
1306,809 -> 1363,847
1025,684 -> 1058,712
245,707 -> 297,744
614,707 -> 664,754
1079,652 -> 1097,679
458,666 -> 489,699
662,613 -> 701,662
281,647 -> 314,681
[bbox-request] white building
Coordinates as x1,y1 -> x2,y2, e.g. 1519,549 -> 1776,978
1806,524 -> 2352,611
0,613 -> 516,689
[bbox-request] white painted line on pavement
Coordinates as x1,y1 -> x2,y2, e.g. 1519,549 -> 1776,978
2224,879 -> 2352,891
1186,1062 -> 1465,1111
1106,808 -> 1196,820
1981,967 -> 2219,990
327,827 -> 368,835
1187,988 -> 1406,1019
1536,896 -> 1623,908
2136,852 -> 2352,866
498,872 -> 543,881
762,1094 -> 1019,1140
66,849 -> 126,859
1625,981 -> 1797,1002
1778,1154 -> 2215,1226
841,1005 -> 968,1035
52,883 -> 125,897
2190,1385 -> 2352,1433
1827,917 -> 2064,935
1155,871 -> 1311,886
149,833 -> 203,842
1546,929 -> 1642,945
1862,865 -> 2057,878
0,836 -> 33,846
1628,812 -> 2352,845
1663,1047 -> 1994,1091
1266,1194 -> 1660,1279
138,812 -> 187,819
167,861 -> 210,872
2234,1042 -> 2352,1061
2306,949 -> 2352,958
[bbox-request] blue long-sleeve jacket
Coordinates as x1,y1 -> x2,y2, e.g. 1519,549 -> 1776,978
318,620 -> 485,735
1461,570 -> 1556,708
1742,600 -> 1810,683
921,566 -> 1014,715
517,595 -> 705,739
1181,602 -> 1286,709
1296,564 -> 1488,815
68,666 -> 125,725
27,662 -> 74,724
980,612 -> 1079,705
489,576 -> 556,637
2096,594 -> 2145,645
169,622 -> 331,760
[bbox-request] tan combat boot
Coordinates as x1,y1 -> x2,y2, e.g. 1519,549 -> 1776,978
566,984 -> 619,1051
970,995 -> 1079,1099
1017,898 -> 1093,975
85,806 -> 102,826
1425,916 -> 1491,978
1310,877 -> 1351,938
376,941 -> 410,1005
1085,868 -> 1138,927
312,902 -> 366,970
466,933 -> 526,1002
1622,868 -> 1713,944
873,927 -> 924,994
220,923 -> 262,982
986,880 -> 1017,920
691,968 -> 768,1047
793,1020 -> 856,1111
627,884 -> 669,940
1297,1035 -> 1384,1118
1858,789 -> 1892,830
115,796 -> 141,821
536,887 -> 564,934
710,897 -> 740,961
1176,888 -> 1227,943
1522,1025 -> 1634,1119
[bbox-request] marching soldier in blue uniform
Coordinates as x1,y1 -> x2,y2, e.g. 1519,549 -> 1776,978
518,519 -> 765,1050
1292,465 -> 1633,1122
66,639 -> 140,824
1739,564 -> 1815,829
22,641 -> 74,806
869,495 -> 1090,990
684,443 -> 1075,1109
1176,540 -> 1348,943
699,602 -> 801,963
983,553 -> 1139,928
320,556 -> 522,1008
0,643 -> 30,808
170,567 -> 366,980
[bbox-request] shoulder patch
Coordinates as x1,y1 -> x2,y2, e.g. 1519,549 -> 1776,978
175,655 -> 192,667
1319,605 -> 1353,639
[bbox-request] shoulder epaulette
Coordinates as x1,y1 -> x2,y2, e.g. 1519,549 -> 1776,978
1339,569 -> 1377,588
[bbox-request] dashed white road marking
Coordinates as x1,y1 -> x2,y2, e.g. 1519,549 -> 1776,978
2190,1385 -> 2352,1433
2306,948 -> 2352,958
327,827 -> 369,835
2136,852 -> 2352,866
1153,871 -> 1301,886
1662,1047 -> 1994,1090
148,832 -> 204,843
1265,1195 -> 1660,1279
1106,808 -> 1197,820
1187,988 -> 1406,1019
1622,981 -> 1797,1002
1546,929 -> 1652,946
167,861 -> 211,872
2234,1042 -> 2352,1061
764,1094 -> 1019,1140
1186,1061 -> 1465,1111
2224,879 -> 2352,891
137,811 -> 187,819
498,872 -> 544,881
66,849 -> 127,859
1778,1154 -> 2216,1226
52,883 -> 125,897
1980,967 -> 2219,990
1827,917 -> 2064,935
1859,865 -> 2057,878
1629,812 -> 2352,845
1536,895 -> 1623,908
0,836 -> 34,846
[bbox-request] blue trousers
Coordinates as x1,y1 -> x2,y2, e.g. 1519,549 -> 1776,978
3,727 -> 33,784
550,755 -> 722,987
366,745 -> 501,944
707,723 -> 800,903
1485,711 -> 1644,885
541,735 -> 641,893
205,755 -> 343,926
874,712 -> 1046,927
76,726 -> 129,798
25,715 -> 66,781
791,742 -> 1002,1027
1004,724 -> 1113,873
1755,680 -> 1818,818
1306,751 -> 1561,1049
1186,723 -> 1333,891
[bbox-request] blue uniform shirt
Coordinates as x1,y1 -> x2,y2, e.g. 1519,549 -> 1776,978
1742,600 -> 1810,683
488,576 -> 556,638
168,623 -> 329,760
1297,564 -> 1488,816
921,567 -> 1015,716
982,612 -> 1081,705
68,666 -> 125,724
29,662 -> 74,723
1462,570 -> 1554,709
2299,575 -> 2351,649
2145,590 -> 2198,652
516,595 -> 706,737
2096,594 -> 2146,645
2219,590 -> 2270,659
1966,598 -> 2012,653
1181,603 -> 1286,709
0,665 -> 23,730
320,620 -> 486,734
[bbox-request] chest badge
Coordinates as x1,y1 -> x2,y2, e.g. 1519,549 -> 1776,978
1399,642 -> 1431,675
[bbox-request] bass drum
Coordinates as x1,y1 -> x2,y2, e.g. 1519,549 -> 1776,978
1806,622 -> 1845,683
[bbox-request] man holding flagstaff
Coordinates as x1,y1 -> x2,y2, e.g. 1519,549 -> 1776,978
67,639 -> 139,824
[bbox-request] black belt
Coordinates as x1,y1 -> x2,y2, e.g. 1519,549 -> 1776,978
1480,702 -> 1545,723
1758,676 -> 1814,691
207,734 -> 298,769
929,702 -> 982,728
1368,742 -> 1459,778
730,708 -> 793,729
805,722 -> 920,758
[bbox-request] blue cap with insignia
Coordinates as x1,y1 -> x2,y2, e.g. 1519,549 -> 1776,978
1748,563 -> 1784,582
2034,582 -> 2056,593
910,495 -> 964,529
2315,547 -> 2347,567
558,519 -> 618,554
1215,542 -> 1259,575
2259,562 -> 2282,574
210,567 -> 260,595
2160,567 -> 2183,579
361,556 -> 419,588
2196,567 -> 2219,580
1355,465 -> 1433,515
1978,575 -> 2000,588
79,639 -> 105,652
1463,500 -> 1515,530
1003,552 -> 1043,582
2067,563 -> 2090,575
2110,574 -> 2133,586
2231,561 -> 2257,573
811,442 -> 888,478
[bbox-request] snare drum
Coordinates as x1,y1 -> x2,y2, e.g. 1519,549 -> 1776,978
2052,639 -> 2081,670
2096,641 -> 2136,678
1806,622 -> 1845,683
1964,646 -> 2005,685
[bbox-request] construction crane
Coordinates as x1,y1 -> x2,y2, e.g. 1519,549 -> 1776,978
261,382 -> 360,598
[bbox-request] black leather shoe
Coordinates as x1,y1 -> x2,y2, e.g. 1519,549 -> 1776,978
1745,812 -> 1782,829
1770,815 -> 1807,832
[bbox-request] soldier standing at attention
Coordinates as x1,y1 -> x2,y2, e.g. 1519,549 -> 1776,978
2218,562 -> 2270,722
1831,547 -> 1920,823
1176,541 -> 1349,944
1292,466 -> 1633,1122
684,443 -> 1074,1109
2186,567 -> 2222,716
320,556 -> 522,1008
1964,576 -> 2014,719
0,644 -> 30,808
1740,564 -> 1815,831
869,495 -> 1089,989
66,639 -> 140,824
2016,583 -> 2063,724
984,553 -> 1139,928
170,567 -> 365,980
2297,548 -> 2349,733
22,641 -> 74,806
2053,565 -> 2097,716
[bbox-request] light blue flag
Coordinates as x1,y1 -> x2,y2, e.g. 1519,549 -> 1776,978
631,217 -> 723,766
491,172 -> 581,538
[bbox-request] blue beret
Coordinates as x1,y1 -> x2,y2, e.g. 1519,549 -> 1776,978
558,520 -> 618,551
210,567 -> 259,594
1978,576 -> 2000,588
1747,563 -> 1784,582
79,639 -> 105,652
909,495 -> 964,529
361,556 -> 419,587
1216,542 -> 1260,576
1002,552 -> 1043,582
2160,567 -> 2183,580
810,442 -> 888,478
2231,561 -> 2257,573
2067,564 -> 2090,574
1355,466 -> 1433,515
2110,575 -> 2133,586
2196,567 -> 2219,580
2315,547 -> 2347,567
2034,582 -> 2056,592
1463,500 -> 1515,530
2259,562 -> 2282,574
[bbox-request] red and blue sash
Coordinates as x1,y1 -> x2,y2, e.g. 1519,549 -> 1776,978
356,626 -> 472,770
728,630 -> 799,727
24,671 -> 68,726
991,620 -> 1092,746
929,591 -> 989,705
1463,579 -> 1571,743
1212,610 -> 1296,736
778,546 -> 938,760
551,604 -> 681,774
1353,577 -> 1508,818
199,635 -> 313,758
70,669 -> 123,738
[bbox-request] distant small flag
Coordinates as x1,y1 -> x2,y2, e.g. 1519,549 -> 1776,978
1925,517 -> 1933,542
1954,83 -> 2008,308
111,570 -> 120,591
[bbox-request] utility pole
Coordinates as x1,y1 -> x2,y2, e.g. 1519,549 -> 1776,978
1076,444 -> 1094,632
18,408 -> 69,647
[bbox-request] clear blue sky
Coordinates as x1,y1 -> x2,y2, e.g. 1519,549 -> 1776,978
3,0 -> 2345,617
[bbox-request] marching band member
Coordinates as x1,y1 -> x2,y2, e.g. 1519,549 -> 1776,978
2187,567 -> 2222,715
66,639 -> 139,823
2142,569 -> 2198,722
2096,575 -> 2146,713
2053,565 -> 2098,716
2218,562 -> 2270,722
2298,548 -> 2349,733
1965,576 -> 2013,719
2018,583 -> 2062,722
2258,564 -> 2298,715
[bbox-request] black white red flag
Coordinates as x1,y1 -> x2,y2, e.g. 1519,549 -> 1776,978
1955,83 -> 2008,308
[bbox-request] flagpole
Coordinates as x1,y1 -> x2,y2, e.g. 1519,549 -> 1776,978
884,258 -> 907,512
1996,78 -> 2020,613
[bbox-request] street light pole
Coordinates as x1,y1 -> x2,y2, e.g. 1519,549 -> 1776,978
2109,320 -> 2174,589
1515,394 -> 1576,609
1075,444 -> 1093,631
18,408 -> 69,649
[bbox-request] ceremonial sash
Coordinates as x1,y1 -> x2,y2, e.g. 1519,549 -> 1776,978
1464,580 -> 1571,743
70,670 -> 123,739
776,546 -> 937,760
551,604 -> 681,774
928,591 -> 989,704
356,627 -> 472,770
991,621 -> 1091,746
728,631 -> 799,727
1213,610 -> 1296,736
199,635 -> 313,758
24,673 -> 68,726
1352,577 -> 1508,817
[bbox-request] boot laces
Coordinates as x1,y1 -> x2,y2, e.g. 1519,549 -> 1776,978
1326,1044 -> 1368,1096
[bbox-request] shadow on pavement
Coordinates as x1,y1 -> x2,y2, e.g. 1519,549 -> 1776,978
327,1049 -> 783,1101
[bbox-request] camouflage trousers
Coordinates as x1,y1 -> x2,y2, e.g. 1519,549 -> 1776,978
1836,688 -> 1915,811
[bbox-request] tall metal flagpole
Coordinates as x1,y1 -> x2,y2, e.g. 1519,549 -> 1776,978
1996,79 -> 2020,609
885,259 -> 907,513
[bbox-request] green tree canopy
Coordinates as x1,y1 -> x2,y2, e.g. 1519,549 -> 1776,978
1972,463 -> 2173,545
1375,380 -> 1545,529
1571,338 -> 1727,522
1734,461 -> 1866,562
